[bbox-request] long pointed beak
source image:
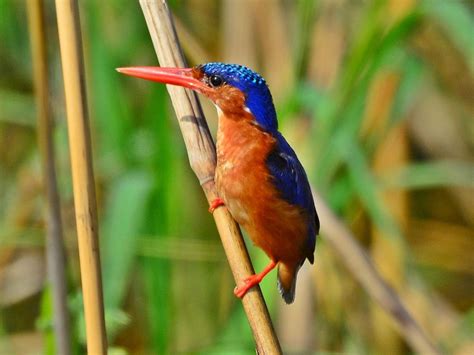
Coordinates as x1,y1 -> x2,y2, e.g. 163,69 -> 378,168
116,66 -> 210,94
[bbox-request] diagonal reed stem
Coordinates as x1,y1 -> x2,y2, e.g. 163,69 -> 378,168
55,0 -> 107,353
314,192 -> 440,355
27,1 -> 71,354
138,0 -> 282,353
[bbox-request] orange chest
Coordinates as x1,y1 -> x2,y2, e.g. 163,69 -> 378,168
215,114 -> 276,222
215,114 -> 274,179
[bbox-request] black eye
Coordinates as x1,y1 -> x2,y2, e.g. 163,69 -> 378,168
209,75 -> 224,87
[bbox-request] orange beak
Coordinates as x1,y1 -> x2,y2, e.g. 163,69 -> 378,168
116,66 -> 210,94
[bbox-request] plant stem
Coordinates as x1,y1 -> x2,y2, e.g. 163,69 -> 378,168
314,191 -> 440,355
27,1 -> 71,354
138,0 -> 282,353
54,0 -> 107,353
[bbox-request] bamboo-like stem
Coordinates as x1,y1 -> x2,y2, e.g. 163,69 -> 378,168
54,0 -> 107,353
314,192 -> 440,355
138,0 -> 282,353
27,1 -> 71,354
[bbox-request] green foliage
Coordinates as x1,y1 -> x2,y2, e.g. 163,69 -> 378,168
0,0 -> 472,354
101,172 -> 152,337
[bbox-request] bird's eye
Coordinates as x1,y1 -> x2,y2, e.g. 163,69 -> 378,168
209,75 -> 224,87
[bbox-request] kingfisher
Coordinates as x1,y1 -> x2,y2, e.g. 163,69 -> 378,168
117,63 -> 319,304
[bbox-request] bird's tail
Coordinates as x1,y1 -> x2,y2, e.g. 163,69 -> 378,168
277,262 -> 300,304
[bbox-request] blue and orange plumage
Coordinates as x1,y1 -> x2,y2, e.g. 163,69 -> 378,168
118,63 -> 319,304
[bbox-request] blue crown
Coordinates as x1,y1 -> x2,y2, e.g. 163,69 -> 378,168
200,63 -> 278,131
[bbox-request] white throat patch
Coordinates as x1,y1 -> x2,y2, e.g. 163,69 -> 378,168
214,104 -> 224,118
214,104 -> 252,117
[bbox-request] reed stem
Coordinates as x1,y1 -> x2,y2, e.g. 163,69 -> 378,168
138,0 -> 282,353
54,0 -> 107,353
27,1 -> 71,353
314,192 -> 440,355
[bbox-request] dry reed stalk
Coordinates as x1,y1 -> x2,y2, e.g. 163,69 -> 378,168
138,0 -> 282,353
27,0 -> 71,354
55,0 -> 107,353
314,191 -> 441,355
368,72 -> 406,354
370,128 -> 407,353
308,0 -> 345,89
222,0 -> 257,68
252,0 -> 293,98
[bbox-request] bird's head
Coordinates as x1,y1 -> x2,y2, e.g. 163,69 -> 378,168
117,62 -> 278,131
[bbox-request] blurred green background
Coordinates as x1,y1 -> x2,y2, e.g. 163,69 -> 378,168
1,0 -> 473,354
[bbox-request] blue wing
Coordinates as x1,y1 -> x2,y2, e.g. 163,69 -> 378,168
266,132 -> 319,262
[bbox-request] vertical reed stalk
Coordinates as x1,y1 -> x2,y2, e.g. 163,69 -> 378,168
138,0 -> 282,353
27,1 -> 71,354
367,71 -> 406,354
55,0 -> 107,353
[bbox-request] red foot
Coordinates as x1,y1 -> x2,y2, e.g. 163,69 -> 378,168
208,198 -> 225,213
234,260 -> 277,298
234,274 -> 264,298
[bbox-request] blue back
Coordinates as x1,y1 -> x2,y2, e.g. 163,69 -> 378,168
266,133 -> 318,260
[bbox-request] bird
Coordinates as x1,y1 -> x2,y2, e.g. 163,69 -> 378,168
117,63 -> 319,304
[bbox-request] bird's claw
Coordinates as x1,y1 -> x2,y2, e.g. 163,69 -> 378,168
233,275 -> 262,298
209,198 -> 225,213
